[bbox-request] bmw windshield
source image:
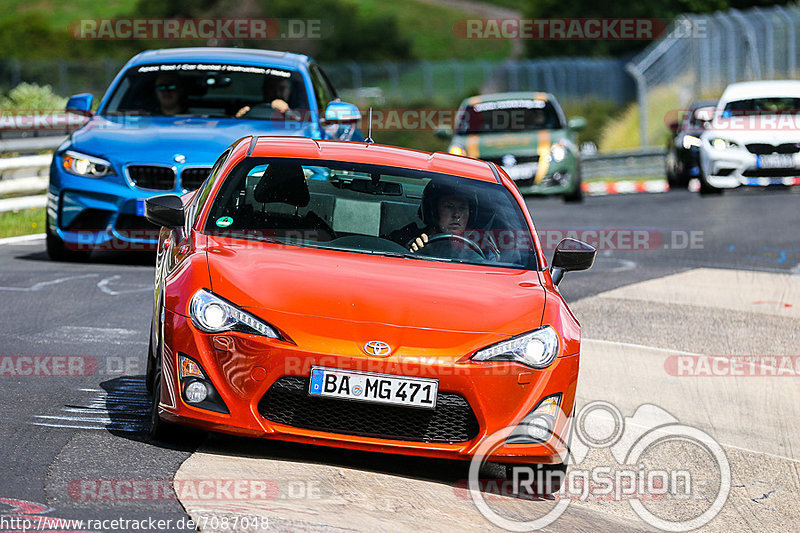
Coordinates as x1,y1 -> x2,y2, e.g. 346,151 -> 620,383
101,63 -> 309,119
204,158 -> 538,270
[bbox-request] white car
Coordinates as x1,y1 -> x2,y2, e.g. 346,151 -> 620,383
698,80 -> 800,194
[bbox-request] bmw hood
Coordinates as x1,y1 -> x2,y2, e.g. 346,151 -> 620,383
702,120 -> 800,145
204,235 -> 546,352
69,115 -> 318,164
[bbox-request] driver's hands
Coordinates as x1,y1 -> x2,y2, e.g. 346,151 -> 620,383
409,233 -> 429,252
234,106 -> 250,118
271,99 -> 290,113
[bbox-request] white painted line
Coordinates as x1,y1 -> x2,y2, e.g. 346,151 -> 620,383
97,275 -> 152,296
0,273 -> 98,292
0,233 -> 45,245
584,338 -> 701,356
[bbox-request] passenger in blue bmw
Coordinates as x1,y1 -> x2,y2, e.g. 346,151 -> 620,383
47,47 -> 362,261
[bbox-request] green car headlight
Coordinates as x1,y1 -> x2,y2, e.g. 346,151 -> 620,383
550,143 -> 567,163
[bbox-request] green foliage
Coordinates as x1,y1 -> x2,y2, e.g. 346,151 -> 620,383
561,99 -> 624,146
0,83 -> 66,111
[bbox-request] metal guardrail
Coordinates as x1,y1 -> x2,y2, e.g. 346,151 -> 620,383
581,147 -> 667,180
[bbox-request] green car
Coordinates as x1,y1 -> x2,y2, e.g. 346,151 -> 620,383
442,92 -> 586,203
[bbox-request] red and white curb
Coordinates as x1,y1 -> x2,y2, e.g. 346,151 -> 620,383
583,179 -> 669,196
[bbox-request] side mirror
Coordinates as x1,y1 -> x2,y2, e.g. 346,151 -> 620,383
550,238 -> 596,286
323,101 -> 361,141
668,120 -> 680,133
145,194 -> 185,229
66,93 -> 94,117
694,106 -> 714,123
567,116 -> 586,131
434,128 -> 453,139
324,101 -> 361,123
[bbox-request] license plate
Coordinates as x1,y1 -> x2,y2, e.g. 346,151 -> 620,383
758,154 -> 795,168
308,366 -> 438,409
502,162 -> 538,181
136,198 -> 146,217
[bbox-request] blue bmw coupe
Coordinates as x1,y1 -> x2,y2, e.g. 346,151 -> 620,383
47,47 -> 361,260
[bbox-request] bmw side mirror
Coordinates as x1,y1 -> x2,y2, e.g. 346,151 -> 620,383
324,101 -> 361,124
434,128 -> 453,139
145,194 -> 185,229
323,101 -> 361,141
66,93 -> 94,117
550,238 -> 596,286
567,117 -> 587,131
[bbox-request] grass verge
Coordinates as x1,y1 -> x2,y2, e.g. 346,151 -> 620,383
0,207 -> 45,239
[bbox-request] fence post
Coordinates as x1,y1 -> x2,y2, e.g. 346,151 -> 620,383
729,9 -> 762,79
384,61 -> 399,99
626,63 -> 648,147
347,61 -> 362,91
751,7 -> 775,78
714,13 -> 738,83
421,61 -> 433,100
775,6 -> 796,76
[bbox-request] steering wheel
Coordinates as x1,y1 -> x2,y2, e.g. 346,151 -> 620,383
408,233 -> 486,260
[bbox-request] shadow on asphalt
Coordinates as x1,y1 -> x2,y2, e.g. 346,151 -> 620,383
14,249 -> 156,266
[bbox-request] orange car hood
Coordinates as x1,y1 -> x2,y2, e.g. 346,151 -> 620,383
205,236 -> 545,346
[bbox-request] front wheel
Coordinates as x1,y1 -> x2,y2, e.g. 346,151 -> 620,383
148,358 -> 180,442
698,172 -> 723,196
563,176 -> 584,203
46,215 -> 91,261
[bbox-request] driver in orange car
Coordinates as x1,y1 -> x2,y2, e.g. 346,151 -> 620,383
389,180 -> 499,258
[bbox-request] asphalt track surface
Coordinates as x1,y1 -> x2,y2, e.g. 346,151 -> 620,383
0,187 -> 797,532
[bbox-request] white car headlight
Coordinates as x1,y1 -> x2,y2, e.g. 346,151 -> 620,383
471,326 -> 560,368
190,289 -> 280,338
449,146 -> 465,156
710,138 -> 739,150
550,143 -> 567,163
61,150 -> 114,177
682,135 -> 702,149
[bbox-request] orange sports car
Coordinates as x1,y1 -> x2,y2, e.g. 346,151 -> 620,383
145,136 -> 595,489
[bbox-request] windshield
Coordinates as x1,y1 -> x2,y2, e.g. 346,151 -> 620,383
204,158 -> 538,270
102,63 -> 310,119
456,99 -> 563,134
723,98 -> 800,116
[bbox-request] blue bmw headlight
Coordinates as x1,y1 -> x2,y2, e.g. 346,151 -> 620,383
61,150 -> 114,178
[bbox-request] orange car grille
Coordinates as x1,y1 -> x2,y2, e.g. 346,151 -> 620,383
258,376 -> 480,444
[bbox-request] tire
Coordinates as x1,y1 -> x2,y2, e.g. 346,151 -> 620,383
563,175 -> 584,203
45,216 -> 91,262
698,172 -> 723,196
503,461 -> 567,495
148,358 -> 180,442
145,318 -> 156,393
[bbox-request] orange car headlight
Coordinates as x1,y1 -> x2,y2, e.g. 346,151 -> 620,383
189,289 -> 280,338
471,326 -> 560,368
